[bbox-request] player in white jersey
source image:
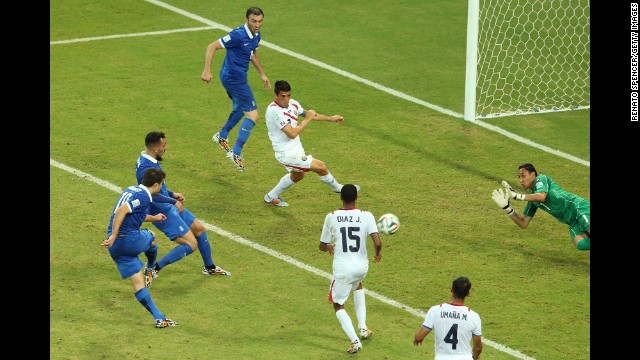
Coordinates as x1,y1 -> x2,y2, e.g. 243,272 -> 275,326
263,80 -> 359,207
319,184 -> 382,354
414,277 -> 483,360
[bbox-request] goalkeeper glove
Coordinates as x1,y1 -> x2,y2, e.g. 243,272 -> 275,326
501,181 -> 526,201
492,188 -> 514,215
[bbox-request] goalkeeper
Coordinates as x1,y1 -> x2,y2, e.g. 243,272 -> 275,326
491,163 -> 590,251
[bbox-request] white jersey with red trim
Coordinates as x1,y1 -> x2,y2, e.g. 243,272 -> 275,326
265,98 -> 305,154
422,302 -> 482,360
320,208 -> 378,284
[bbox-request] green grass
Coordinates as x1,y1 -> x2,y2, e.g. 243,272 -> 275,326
51,1 -> 590,359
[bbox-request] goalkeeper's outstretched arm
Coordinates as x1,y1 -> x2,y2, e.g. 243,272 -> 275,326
505,210 -> 533,229
501,181 -> 547,203
491,188 -> 533,229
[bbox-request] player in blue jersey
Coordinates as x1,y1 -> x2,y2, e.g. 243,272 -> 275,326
101,168 -> 178,328
491,163 -> 590,250
201,6 -> 271,172
136,131 -> 230,285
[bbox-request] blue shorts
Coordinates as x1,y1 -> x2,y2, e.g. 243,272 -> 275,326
108,229 -> 155,279
221,77 -> 257,112
152,206 -> 196,240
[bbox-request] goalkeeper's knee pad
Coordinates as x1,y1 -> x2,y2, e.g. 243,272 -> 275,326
576,237 -> 590,251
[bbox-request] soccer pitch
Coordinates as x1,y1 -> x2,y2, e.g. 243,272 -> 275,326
50,1 -> 590,359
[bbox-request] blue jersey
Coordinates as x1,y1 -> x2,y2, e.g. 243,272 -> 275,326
136,153 -> 174,215
219,24 -> 261,83
107,185 -> 152,238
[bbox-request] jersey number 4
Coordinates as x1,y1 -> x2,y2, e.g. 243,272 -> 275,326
444,323 -> 459,349
339,227 -> 361,252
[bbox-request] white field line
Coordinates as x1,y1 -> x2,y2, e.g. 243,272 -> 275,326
50,2 -> 589,169
145,0 -> 589,168
49,26 -> 215,45
50,158 -> 537,360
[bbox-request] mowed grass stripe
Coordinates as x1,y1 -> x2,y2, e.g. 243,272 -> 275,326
50,157 -> 538,360
50,0 -> 589,168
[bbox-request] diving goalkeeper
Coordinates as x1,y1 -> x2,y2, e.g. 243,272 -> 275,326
491,163 -> 590,251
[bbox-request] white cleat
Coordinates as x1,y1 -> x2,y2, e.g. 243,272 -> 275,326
264,193 -> 289,207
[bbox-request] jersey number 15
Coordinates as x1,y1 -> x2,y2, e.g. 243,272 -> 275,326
339,227 -> 361,252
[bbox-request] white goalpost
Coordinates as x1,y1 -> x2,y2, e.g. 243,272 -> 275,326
464,0 -> 590,120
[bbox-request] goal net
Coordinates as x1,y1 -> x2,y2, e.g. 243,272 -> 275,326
464,0 -> 590,120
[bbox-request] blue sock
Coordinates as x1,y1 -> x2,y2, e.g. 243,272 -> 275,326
145,243 -> 158,269
233,118 -> 255,155
135,287 -> 164,320
156,243 -> 193,269
220,109 -> 244,139
196,232 -> 215,268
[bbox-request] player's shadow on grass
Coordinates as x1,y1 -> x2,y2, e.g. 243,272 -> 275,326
348,120 -> 504,184
515,246 -> 590,270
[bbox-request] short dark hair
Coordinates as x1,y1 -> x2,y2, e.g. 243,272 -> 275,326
145,131 -> 165,148
518,163 -> 538,176
451,276 -> 472,299
246,7 -> 264,18
141,168 -> 166,187
274,80 -> 291,94
340,184 -> 358,203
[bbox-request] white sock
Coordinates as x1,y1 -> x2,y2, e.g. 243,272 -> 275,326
353,289 -> 367,330
268,174 -> 295,198
335,308 -> 358,343
320,172 -> 342,192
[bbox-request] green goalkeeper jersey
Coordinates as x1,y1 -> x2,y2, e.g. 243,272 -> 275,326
522,174 -> 589,225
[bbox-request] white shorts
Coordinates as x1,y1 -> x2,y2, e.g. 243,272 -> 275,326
275,150 -> 313,173
327,278 -> 363,305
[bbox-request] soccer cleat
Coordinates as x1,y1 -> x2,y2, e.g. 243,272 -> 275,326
144,267 -> 158,289
212,132 -> 230,153
229,153 -> 245,171
155,318 -> 178,328
202,266 -> 231,276
335,184 -> 361,194
359,328 -> 373,339
264,193 -> 289,207
347,339 -> 362,354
